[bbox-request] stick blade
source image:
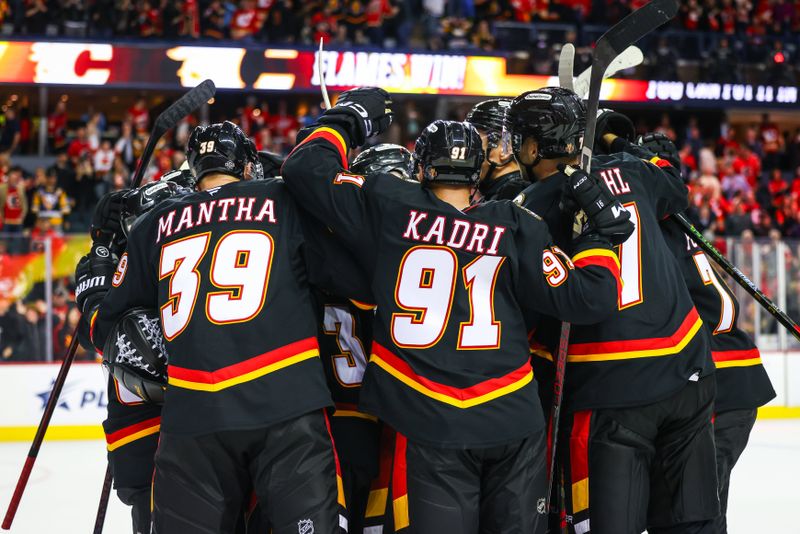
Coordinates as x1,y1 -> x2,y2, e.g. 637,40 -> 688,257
596,0 -> 678,57
558,43 -> 575,91
154,79 -> 216,133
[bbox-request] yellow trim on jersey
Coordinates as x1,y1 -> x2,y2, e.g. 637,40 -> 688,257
715,357 -> 762,368
393,495 -> 410,530
567,317 -> 704,363
106,424 -> 161,452
365,488 -> 389,518
572,248 -> 621,269
314,126 -> 348,154
332,409 -> 379,422
167,350 -> 319,392
349,299 -> 377,311
370,354 -> 534,409
572,478 -> 589,513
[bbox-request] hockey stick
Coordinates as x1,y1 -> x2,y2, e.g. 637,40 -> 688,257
130,79 -> 216,188
92,463 -> 113,534
582,0 -> 678,173
558,44 -> 575,91
318,38 -> 332,110
673,212 -> 800,343
2,334 -> 80,530
572,45 -> 644,99
545,0 -> 678,514
2,81 -> 217,531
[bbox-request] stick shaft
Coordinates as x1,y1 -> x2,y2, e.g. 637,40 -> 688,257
92,464 -> 113,534
2,331 -> 81,530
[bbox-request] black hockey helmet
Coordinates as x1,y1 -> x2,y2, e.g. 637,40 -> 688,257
186,121 -> 258,182
121,179 -> 183,237
414,120 -> 483,187
466,98 -> 514,175
351,144 -> 415,181
466,98 -> 510,142
505,87 -> 586,163
102,308 -> 169,404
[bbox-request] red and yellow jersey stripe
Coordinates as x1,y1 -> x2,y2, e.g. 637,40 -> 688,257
370,342 -> 533,409
567,308 -> 704,363
572,247 -> 622,297
713,347 -> 762,368
105,416 -> 161,452
288,126 -> 349,170
168,337 -> 319,392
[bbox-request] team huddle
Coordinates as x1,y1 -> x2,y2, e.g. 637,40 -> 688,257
73,86 -> 775,534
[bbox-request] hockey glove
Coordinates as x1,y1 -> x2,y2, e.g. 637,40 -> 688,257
91,189 -> 129,252
595,109 -> 636,153
318,87 -> 393,147
75,243 -> 117,315
637,132 -> 680,169
559,163 -> 634,246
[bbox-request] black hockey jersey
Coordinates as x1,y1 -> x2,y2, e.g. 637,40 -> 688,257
519,144 -> 714,412
660,218 -> 775,412
282,124 -> 621,448
92,179 -> 331,435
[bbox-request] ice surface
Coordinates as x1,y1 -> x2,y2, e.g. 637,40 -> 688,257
0,418 -> 798,533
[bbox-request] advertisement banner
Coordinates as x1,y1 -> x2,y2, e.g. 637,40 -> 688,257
0,41 -> 796,107
0,363 -> 107,437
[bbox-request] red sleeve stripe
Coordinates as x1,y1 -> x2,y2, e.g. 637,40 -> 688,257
713,348 -> 762,368
168,337 -> 319,392
288,126 -> 348,169
567,308 -> 703,362
371,342 -> 533,408
572,248 -> 622,298
649,156 -> 672,168
105,416 -> 161,451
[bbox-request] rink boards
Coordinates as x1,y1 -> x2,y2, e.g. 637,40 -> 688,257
1,354 -> 799,441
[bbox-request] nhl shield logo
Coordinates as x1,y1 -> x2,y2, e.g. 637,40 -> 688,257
297,519 -> 314,534
537,497 -> 547,514
225,160 -> 235,170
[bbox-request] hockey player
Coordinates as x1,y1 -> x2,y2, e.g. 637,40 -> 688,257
282,86 -> 633,533
464,98 -> 528,201
79,121 -> 341,534
506,87 -> 719,534
640,133 -> 776,534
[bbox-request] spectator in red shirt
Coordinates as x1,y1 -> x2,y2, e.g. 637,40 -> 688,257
137,0 -> 162,36
127,98 -> 150,134
734,145 -> 762,187
67,126 -> 92,165
268,100 -> 299,151
760,113 -> 784,171
767,168 -> 789,209
231,0 -> 261,39
365,0 -> 396,44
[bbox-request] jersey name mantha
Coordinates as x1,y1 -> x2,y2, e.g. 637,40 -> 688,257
156,196 -> 278,243
402,209 -> 506,254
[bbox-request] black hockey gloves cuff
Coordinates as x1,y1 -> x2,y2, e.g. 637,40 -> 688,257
318,87 -> 393,147
75,243 -> 117,314
559,163 -> 634,246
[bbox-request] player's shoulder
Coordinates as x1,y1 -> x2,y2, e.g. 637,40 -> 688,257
362,171 -> 426,201
472,198 -> 545,231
